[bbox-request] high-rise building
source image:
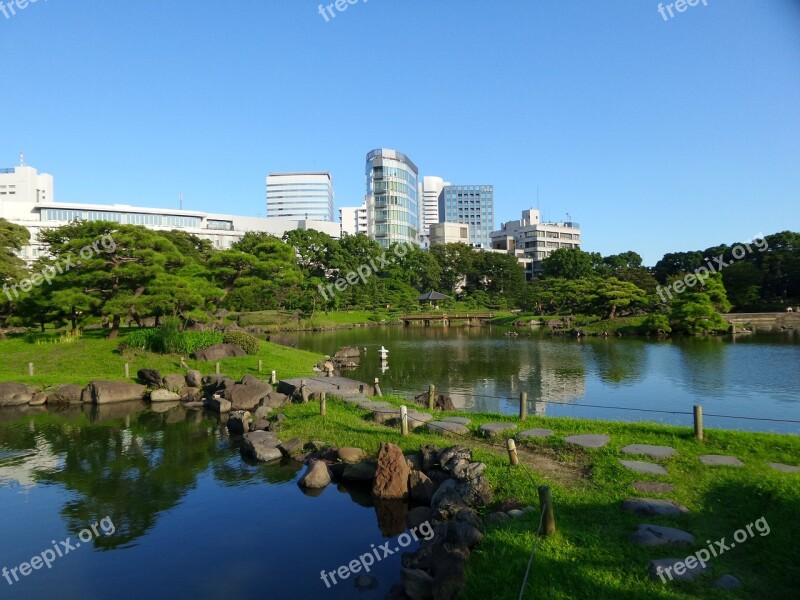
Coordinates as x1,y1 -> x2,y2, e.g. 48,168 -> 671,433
429,222 -> 470,246
439,184 -> 494,248
365,148 -> 419,248
339,202 -> 368,237
266,172 -> 335,222
419,176 -> 450,248
490,208 -> 581,278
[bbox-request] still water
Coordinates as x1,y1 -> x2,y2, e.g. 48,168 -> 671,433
0,405 -> 416,600
285,325 -> 800,434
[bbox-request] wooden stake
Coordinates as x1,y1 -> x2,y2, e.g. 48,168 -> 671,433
519,391 -> 527,421
215,362 -> 220,375
538,485 -> 556,536
258,359 -> 263,373
271,370 -> 277,384
400,405 -> 409,437
694,405 -> 704,441
374,377 -> 382,397
506,438 -> 519,466
124,363 -> 130,378
300,379 -> 309,403
320,392 -> 326,417
428,384 -> 435,411
28,362 -> 34,377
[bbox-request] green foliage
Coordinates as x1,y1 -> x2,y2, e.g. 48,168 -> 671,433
541,248 -> 595,279
125,321 -> 223,355
641,313 -> 672,333
222,330 -> 262,355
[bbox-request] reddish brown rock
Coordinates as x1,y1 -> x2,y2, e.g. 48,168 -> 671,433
372,442 -> 410,500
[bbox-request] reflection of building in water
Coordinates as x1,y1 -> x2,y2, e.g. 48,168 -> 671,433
0,436 -> 62,490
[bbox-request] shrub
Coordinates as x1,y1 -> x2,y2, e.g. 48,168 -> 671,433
125,321 -> 223,354
223,330 -> 262,355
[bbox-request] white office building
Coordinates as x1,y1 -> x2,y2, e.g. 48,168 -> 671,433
0,165 -> 340,264
490,208 -> 581,278
339,203 -> 368,237
419,176 -> 450,248
266,172 -> 335,222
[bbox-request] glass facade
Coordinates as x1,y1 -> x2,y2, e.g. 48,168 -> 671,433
439,185 -> 494,248
365,149 -> 419,248
266,173 -> 335,222
43,209 -> 201,228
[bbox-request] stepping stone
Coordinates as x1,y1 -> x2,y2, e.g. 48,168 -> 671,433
699,455 -> 744,467
427,421 -> 470,436
619,460 -> 668,476
767,462 -> 800,473
714,574 -> 742,590
479,423 -> 517,437
517,428 -> 554,439
632,481 -> 675,495
342,397 -> 364,405
564,434 -> 610,448
440,416 -> 471,425
406,411 -> 434,425
358,400 -> 392,410
648,558 -> 710,582
629,524 -> 694,547
622,498 -> 689,516
372,407 -> 401,424
621,444 -> 676,460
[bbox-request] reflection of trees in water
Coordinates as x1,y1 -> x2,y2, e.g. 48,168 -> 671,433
584,338 -> 649,384
674,337 -> 728,395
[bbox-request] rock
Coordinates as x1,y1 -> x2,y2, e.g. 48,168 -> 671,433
620,444 -> 677,460
495,498 -> 524,513
373,407 -> 402,424
178,387 -> 202,402
487,511 -> 510,525
478,423 -> 516,437
622,498 -> 690,516
202,375 -> 235,395
373,442 -> 410,500
334,346 -> 360,359
405,411 -> 435,426
699,455 -> 744,467
632,481 -> 675,495
430,479 -> 457,507
0,383 -> 35,407
445,521 -> 483,550
205,396 -> 232,413
452,462 -> 486,482
629,524 -> 695,546
714,574 -> 742,589
406,452 -> 423,471
358,400 -> 392,411
507,509 -> 525,518
438,447 -> 471,467
136,369 -> 162,387
29,392 -> 48,406
767,462 -> 800,473
241,374 -> 261,386
409,470 -> 436,504
299,460 -> 332,489
162,374 -> 186,392
150,389 -> 181,402
415,391 -> 455,411
354,574 -> 379,590
406,506 -> 434,531
225,382 -> 271,411
342,460 -> 378,481
564,434 -> 610,448
44,384 -> 84,405
185,369 -> 203,388
250,418 -> 270,431
241,430 -> 282,462
421,445 -> 440,471
253,405 -> 273,420
440,416 -> 471,425
306,440 -> 327,451
402,568 -> 434,600
260,392 -> 290,409
86,381 -> 146,404
619,460 -> 669,476
517,428 -> 554,439
648,557 -> 710,582
191,343 -> 246,362
338,447 -> 365,464
278,438 -> 304,457
427,421 -> 469,436
226,410 -> 252,435
432,559 -> 467,599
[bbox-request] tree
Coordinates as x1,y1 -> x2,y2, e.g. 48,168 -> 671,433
541,248 -> 595,279
589,277 -> 649,319
430,243 -> 475,294
0,219 -> 30,332
668,273 -> 731,334
653,251 -> 705,284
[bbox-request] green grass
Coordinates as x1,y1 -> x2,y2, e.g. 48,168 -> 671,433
275,395 -> 800,600
0,329 -> 324,386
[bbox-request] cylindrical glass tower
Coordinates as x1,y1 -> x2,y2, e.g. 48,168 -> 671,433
365,148 -> 419,248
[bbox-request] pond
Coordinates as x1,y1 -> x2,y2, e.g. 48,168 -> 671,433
284,325 -> 800,434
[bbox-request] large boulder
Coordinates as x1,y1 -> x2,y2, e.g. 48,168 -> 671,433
415,392 -> 455,411
162,374 -> 187,391
373,442 -> 410,500
0,383 -> 35,407
191,343 -> 246,362
150,389 -> 181,402
224,382 -> 271,410
185,370 -> 203,388
44,384 -> 84,405
227,411 -> 252,435
241,430 -> 282,462
86,381 -> 146,405
298,460 -> 332,489
136,369 -> 163,387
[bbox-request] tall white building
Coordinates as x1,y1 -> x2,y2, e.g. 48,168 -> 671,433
419,176 -> 450,248
266,172 -> 334,222
1,165 -> 339,263
490,208 -> 581,278
339,202 -> 368,237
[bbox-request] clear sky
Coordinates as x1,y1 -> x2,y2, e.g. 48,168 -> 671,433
2,0 -> 798,265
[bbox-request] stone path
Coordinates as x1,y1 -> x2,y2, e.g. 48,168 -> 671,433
622,497 -> 690,516
629,524 -> 694,547
619,460 -> 668,476
632,481 -> 675,495
427,421 -> 470,435
621,444 -> 676,460
648,557 -> 710,582
563,434 -> 610,448
440,416 -> 471,425
517,428 -> 554,439
699,455 -> 744,467
479,422 -> 517,437
767,462 -> 800,473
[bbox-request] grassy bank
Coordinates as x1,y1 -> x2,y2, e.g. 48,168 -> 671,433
276,395 -> 800,599
490,313 -> 652,336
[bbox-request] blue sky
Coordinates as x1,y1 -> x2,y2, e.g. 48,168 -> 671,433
1,0 -> 798,264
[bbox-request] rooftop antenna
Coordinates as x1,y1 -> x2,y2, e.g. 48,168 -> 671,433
566,212 -> 571,223
19,152 -> 25,166
179,193 -> 183,210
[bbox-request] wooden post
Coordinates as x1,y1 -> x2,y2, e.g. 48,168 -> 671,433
215,362 -> 220,375
28,362 -> 34,377
400,405 -> 409,437
519,392 -> 527,421
258,359 -> 263,373
271,370 -> 277,384
374,378 -> 383,397
693,405 -> 704,441
124,363 -> 130,378
506,438 -> 519,466
428,384 -> 435,411
300,379 -> 308,403
320,392 -> 326,417
538,486 -> 556,536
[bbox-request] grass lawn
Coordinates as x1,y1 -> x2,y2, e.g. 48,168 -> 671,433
276,395 -> 800,600
0,329 -> 324,387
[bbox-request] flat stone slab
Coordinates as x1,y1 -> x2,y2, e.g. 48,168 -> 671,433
517,428 -> 554,439
619,460 -> 668,476
699,455 -> 744,467
714,574 -> 742,590
632,481 -> 675,495
648,557 -> 710,582
622,498 -> 690,516
359,401 -> 392,411
406,411 -> 434,425
768,462 -> 800,473
279,376 -> 373,398
564,434 -> 610,448
479,423 -> 517,437
630,524 -> 694,547
427,421 -> 470,436
440,416 -> 471,425
621,444 -> 676,460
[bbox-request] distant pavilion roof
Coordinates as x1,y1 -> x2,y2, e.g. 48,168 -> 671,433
415,291 -> 449,301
